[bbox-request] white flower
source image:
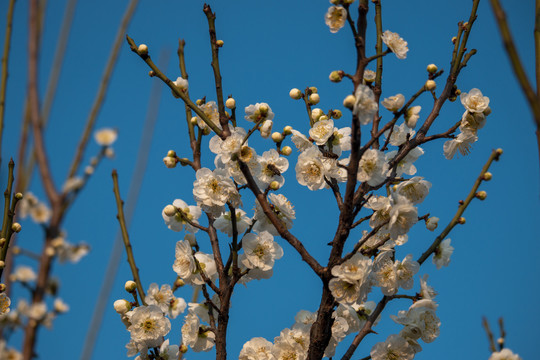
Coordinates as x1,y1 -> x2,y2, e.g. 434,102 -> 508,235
489,348 -> 522,360
94,128 -> 118,146
388,196 -> 418,239
443,131 -> 478,160
371,334 -> 415,360
295,147 -> 328,191
294,310 -> 317,328
62,177 -> 84,193
11,266 -> 36,283
353,85 -> 378,125
391,299 -> 440,343
239,337 -> 275,360
53,298 -> 69,313
172,240 -> 196,280
325,6 -> 347,33
196,101 -> 221,131
273,328 -> 309,360
209,127 -> 247,163
245,103 -> 274,123
329,253 -> 373,304
190,252 -> 218,286
128,305 -> 171,348
29,202 -> 51,224
214,209 -> 252,236
384,123 -> 415,147
381,30 -> 409,59
372,251 -> 398,295
357,149 -> 388,186
253,193 -> 295,236
173,76 -> 188,91
181,313 -> 215,352
460,110 -> 486,134
387,147 -> 424,176
145,283 -> 173,313
395,254 -> 419,290
240,231 -> 283,271
159,339 -> 180,360
460,88 -> 489,113
257,149 -> 289,187
404,106 -> 421,128
114,299 -> 131,314
260,120 -> 273,138
363,69 -> 376,83
433,238 -> 453,269
290,129 -> 313,151
162,199 -> 202,233
419,274 -> 437,300
193,168 -> 240,215
382,94 -> 405,112
394,176 -> 431,204
309,119 -> 335,146
168,297 -> 187,319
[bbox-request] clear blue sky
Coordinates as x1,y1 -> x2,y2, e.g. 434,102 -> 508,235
0,0 -> 538,359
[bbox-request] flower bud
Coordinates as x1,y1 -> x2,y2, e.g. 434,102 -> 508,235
427,64 -> 438,73
0,284 -> 5,292
225,98 -> 236,109
426,217 -> 439,231
259,104 -> 269,116
105,148 -> 115,158
84,166 -> 94,175
483,172 -> 492,181
137,44 -> 148,55
54,298 -> 69,313
124,280 -> 137,292
343,95 -> 356,109
329,70 -> 343,83
202,127 -> 211,136
283,126 -> 293,135
309,86 -> 318,94
163,205 -> 177,217
311,108 -> 324,121
113,299 -> 132,314
260,120 -> 273,138
425,80 -> 436,91
332,109 -> 342,119
271,132 -> 284,143
196,99 -> 204,106
0,238 -> 5,247
11,223 -> 21,233
496,148 -> 503,155
281,146 -> 292,156
309,93 -> 320,105
148,70 -> 155,77
269,181 -> 280,190
289,88 -> 302,100
163,156 -> 177,169
45,246 -> 55,257
483,106 -> 492,116
475,191 -> 487,200
458,217 -> 466,224
216,39 -> 224,47
175,278 -> 185,288
190,117 -> 198,125
180,345 -> 188,353
15,193 -> 23,200
0,261 -> 5,269
452,36 -> 457,44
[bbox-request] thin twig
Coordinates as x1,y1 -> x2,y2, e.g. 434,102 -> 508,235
0,0 -> 16,164
112,170 -> 147,305
482,317 -> 497,353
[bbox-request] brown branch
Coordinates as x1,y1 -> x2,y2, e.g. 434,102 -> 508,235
0,0 -> 16,164
417,149 -> 501,264
482,317 -> 497,353
67,0 -> 139,180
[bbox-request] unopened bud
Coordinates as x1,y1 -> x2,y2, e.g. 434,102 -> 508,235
180,345 -> 188,353
167,150 -> 176,158
329,70 -> 343,83
15,193 -> 23,200
0,284 -> 5,292
163,156 -> 177,169
137,44 -> 148,55
426,216 -> 439,231
475,191 -> 487,200
309,86 -> 318,94
196,99 -> 204,106
148,70 -> 155,77
427,64 -> 438,73
309,93 -> 320,105
283,126 -> 293,135
343,95 -> 356,109
425,80 -> 436,91
216,39 -> 224,47
175,278 -> 185,288
482,172 -> 492,181
225,98 -> 236,109
259,104 -> 269,117
289,88 -> 302,100
455,89 -> 461,95
113,299 -> 132,314
281,146 -> 292,156
483,106 -> 492,116
451,36 -> 457,44
0,261 -> 4,269
163,205 -> 177,217
11,223 -> 21,233
0,238 -> 6,247
332,109 -> 342,119
45,247 -> 55,257
458,217 -> 466,224
269,181 -> 280,191
202,127 -> 211,136
125,280 -> 137,292
271,132 -> 284,143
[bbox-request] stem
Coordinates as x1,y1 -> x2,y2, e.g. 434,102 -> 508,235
0,0 -> 16,165
112,170 -> 147,305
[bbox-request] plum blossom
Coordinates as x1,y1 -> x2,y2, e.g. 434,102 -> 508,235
325,6 -> 347,33
433,238 -> 453,269
240,231 -> 283,271
253,193 -> 295,235
192,168 -> 240,215
181,313 -> 215,352
214,209 -> 252,236
353,84 -> 378,125
381,30 -> 409,59
309,119 -> 335,146
145,284 -> 173,313
382,94 -> 405,112
245,103 -> 274,123
161,199 -> 201,233
391,299 -> 440,343
128,305 -> 171,348
329,253 -> 373,304
460,88 -> 490,113
357,149 -> 388,186
489,348 -> 522,360
239,337 -> 275,360
370,334 -> 415,360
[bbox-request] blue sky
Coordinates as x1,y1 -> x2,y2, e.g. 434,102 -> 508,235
0,0 -> 538,359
